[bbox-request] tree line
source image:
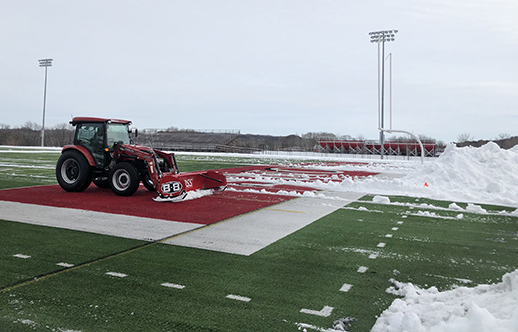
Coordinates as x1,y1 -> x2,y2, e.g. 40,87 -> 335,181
0,122 -> 74,147
0,121 -> 449,151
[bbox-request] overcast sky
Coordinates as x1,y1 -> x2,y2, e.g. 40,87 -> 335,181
1,0 -> 517,143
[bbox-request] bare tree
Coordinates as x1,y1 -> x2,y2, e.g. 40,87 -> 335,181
22,121 -> 41,130
46,123 -> 74,147
457,133 -> 473,143
497,133 -> 511,140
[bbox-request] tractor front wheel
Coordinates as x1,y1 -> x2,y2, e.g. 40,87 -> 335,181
56,150 -> 93,192
109,162 -> 140,196
141,174 -> 156,192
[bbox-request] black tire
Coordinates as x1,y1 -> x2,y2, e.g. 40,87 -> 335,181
141,174 -> 156,192
56,150 -> 93,192
109,162 -> 140,196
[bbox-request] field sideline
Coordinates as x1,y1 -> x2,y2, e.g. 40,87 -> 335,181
1,148 -> 517,331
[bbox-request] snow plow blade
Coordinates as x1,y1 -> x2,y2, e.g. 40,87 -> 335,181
155,170 -> 227,201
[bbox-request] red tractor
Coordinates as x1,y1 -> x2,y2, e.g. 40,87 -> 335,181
56,117 -> 226,201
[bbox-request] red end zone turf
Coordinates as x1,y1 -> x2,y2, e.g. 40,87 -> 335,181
0,185 -> 297,225
0,165 -> 377,225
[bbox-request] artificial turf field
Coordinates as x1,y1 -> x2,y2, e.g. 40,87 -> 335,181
1,149 -> 518,331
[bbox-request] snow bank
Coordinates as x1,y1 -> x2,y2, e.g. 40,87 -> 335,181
403,142 -> 518,207
309,142 -> 518,208
224,142 -> 518,208
371,269 -> 518,332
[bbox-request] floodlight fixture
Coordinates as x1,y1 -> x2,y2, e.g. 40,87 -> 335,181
38,58 -> 53,146
39,58 -> 53,67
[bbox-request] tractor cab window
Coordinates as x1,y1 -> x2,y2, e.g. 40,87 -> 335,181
75,122 -> 105,167
76,123 -> 104,148
107,123 -> 131,147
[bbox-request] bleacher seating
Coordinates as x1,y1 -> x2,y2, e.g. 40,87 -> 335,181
317,139 -> 437,156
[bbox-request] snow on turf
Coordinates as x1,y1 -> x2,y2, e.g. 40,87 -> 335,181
226,142 -> 518,209
336,143 -> 518,332
5,143 -> 518,330
371,269 -> 518,332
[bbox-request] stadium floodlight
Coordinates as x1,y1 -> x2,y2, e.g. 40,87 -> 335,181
369,30 -> 397,159
39,58 -> 53,147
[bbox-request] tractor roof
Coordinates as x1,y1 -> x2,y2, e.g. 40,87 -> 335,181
70,117 -> 132,126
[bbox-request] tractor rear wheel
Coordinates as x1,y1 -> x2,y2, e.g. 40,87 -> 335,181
109,162 -> 140,196
56,150 -> 93,192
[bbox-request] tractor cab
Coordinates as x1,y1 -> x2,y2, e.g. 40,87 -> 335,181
71,117 -> 133,168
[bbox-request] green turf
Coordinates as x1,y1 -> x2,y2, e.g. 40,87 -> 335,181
0,220 -> 149,288
1,150 -> 518,331
0,151 -> 59,189
0,149 -> 300,189
1,196 -> 517,331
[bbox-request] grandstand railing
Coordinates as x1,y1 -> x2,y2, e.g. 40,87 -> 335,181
317,139 -> 437,157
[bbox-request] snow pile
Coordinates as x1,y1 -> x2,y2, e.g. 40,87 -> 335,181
371,269 -> 518,332
404,142 -> 518,207
373,195 -> 391,204
312,142 -> 518,208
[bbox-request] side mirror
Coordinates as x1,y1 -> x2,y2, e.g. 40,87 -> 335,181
129,128 -> 138,137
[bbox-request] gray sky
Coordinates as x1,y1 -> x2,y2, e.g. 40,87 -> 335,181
1,0 -> 517,143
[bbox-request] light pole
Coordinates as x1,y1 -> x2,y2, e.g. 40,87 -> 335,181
39,58 -> 53,147
369,30 -> 397,159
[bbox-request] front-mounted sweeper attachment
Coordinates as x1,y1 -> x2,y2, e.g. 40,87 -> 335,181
153,169 -> 227,202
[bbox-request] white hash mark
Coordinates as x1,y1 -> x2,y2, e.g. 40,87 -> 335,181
56,262 -> 74,267
13,254 -> 31,259
226,294 -> 251,302
340,283 -> 352,292
161,283 -> 185,289
357,266 -> 368,273
300,305 -> 334,317
105,272 -> 127,278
